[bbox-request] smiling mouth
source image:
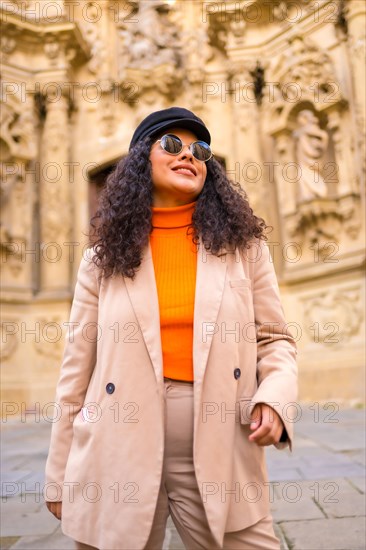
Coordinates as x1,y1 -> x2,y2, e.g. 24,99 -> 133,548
172,168 -> 196,176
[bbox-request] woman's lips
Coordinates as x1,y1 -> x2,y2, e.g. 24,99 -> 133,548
173,168 -> 195,176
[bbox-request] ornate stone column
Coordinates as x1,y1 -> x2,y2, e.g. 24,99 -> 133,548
39,89 -> 72,296
0,96 -> 37,299
327,110 -> 357,196
347,1 -> 366,128
346,0 -> 366,181
227,62 -> 268,221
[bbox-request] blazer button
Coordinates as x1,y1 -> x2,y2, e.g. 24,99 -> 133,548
234,368 -> 241,380
106,383 -> 115,394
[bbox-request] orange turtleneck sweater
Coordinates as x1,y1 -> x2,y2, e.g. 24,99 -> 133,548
149,200 -> 197,381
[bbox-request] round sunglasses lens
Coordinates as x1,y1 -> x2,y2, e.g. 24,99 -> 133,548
192,142 -> 212,161
162,135 -> 182,154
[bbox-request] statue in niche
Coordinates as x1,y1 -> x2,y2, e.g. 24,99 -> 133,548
119,1 -> 180,69
123,29 -> 158,67
184,27 -> 213,68
293,110 -> 329,202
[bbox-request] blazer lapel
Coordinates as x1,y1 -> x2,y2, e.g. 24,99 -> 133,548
124,242 -> 163,388
193,238 -> 228,383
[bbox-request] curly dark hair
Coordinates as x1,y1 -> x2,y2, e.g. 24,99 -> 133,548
90,137 -> 268,280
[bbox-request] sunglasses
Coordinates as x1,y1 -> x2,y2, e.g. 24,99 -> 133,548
156,134 -> 213,162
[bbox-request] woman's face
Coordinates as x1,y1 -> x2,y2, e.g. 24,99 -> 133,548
149,127 -> 207,207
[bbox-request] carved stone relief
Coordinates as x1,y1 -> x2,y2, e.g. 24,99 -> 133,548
264,33 -> 361,257
116,1 -> 183,101
205,0 -> 326,55
40,93 -> 71,244
227,61 -> 265,216
302,285 -> 363,346
293,109 -> 329,201
0,319 -> 19,361
269,34 -> 342,116
348,31 -> 366,59
2,0 -> 65,21
0,98 -> 37,160
0,35 -> 17,57
1,169 -> 31,243
78,1 -> 108,76
287,195 -> 361,253
34,317 -> 65,362
75,1 -> 117,139
0,96 -> 36,282
44,34 -> 62,66
226,18 -> 247,50
182,27 -> 213,113
342,2 -> 366,181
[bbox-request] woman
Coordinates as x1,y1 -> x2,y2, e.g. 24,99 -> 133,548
45,107 -> 298,550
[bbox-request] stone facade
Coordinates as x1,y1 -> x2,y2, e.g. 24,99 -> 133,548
1,0 -> 365,413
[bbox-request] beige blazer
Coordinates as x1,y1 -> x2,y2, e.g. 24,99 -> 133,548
45,237 -> 297,550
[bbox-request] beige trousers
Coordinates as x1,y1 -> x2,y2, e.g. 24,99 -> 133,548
75,378 -> 280,550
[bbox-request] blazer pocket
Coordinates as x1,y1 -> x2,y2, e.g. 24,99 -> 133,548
238,396 -> 256,425
229,278 -> 252,290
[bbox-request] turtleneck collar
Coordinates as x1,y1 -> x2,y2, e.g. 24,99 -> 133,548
151,200 -> 196,229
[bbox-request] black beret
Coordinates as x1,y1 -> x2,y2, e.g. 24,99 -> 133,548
129,106 -> 211,150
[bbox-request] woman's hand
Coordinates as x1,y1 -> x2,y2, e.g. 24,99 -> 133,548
46,500 -> 62,520
248,403 -> 284,446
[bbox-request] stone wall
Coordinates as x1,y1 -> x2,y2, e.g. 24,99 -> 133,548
1,0 -> 365,414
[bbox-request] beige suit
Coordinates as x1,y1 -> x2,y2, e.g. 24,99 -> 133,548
45,238 -> 298,550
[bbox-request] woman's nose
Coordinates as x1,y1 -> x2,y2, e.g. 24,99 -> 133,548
177,145 -> 194,161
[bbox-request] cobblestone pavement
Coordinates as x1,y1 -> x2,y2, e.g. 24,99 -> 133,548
1,405 -> 365,550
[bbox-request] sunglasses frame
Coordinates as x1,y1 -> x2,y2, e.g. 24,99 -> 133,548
155,133 -> 213,162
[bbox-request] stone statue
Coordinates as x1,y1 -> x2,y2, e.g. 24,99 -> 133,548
293,110 -> 329,201
119,1 -> 181,70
